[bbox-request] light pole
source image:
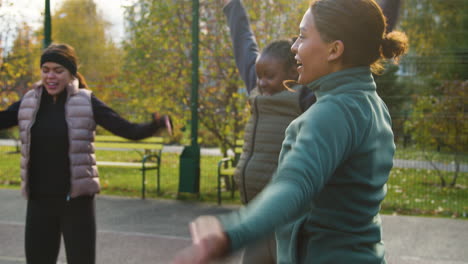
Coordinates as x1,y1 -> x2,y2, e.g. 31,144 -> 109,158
43,0 -> 52,48
178,0 -> 200,194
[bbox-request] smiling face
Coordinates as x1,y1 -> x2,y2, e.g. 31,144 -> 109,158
291,9 -> 338,85
255,54 -> 293,95
41,62 -> 73,97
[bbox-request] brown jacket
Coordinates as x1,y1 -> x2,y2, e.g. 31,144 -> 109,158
18,79 -> 99,199
234,87 -> 303,203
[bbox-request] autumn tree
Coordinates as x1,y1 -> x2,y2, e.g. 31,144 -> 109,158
51,0 -> 122,102
399,0 -> 467,185
117,0 -> 193,144
0,22 -> 41,145
0,21 -> 40,143
120,0 -> 309,152
399,0 -> 468,81
0,23 -> 40,102
404,81 -> 467,187
120,0 -> 246,149
1,1 -> 40,110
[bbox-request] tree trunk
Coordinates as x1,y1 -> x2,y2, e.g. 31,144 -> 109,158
424,150 -> 446,187
450,154 -> 460,187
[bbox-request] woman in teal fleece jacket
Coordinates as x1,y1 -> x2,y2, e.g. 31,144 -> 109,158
172,0 -> 409,263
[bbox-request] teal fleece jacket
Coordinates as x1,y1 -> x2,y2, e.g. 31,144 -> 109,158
219,67 -> 395,263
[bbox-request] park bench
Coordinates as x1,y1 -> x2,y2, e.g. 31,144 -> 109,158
94,135 -> 164,199
217,139 -> 244,205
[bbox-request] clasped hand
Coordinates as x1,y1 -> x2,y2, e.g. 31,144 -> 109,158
171,216 -> 229,264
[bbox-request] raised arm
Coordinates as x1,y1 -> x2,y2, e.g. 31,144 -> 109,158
223,0 -> 259,93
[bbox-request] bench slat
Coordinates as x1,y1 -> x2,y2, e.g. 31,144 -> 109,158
219,168 -> 236,175
95,142 -> 163,150
97,161 -> 158,168
95,135 -> 165,143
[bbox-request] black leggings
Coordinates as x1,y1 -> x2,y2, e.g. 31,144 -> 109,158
25,196 -> 96,264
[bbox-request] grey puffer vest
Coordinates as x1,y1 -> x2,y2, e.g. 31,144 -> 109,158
234,86 -> 303,204
18,79 -> 99,199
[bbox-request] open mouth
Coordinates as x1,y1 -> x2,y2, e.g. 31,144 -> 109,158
46,82 -> 59,90
296,61 -> 303,72
295,56 -> 303,70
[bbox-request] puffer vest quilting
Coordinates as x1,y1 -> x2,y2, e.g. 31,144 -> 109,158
18,79 -> 99,199
234,86 -> 303,204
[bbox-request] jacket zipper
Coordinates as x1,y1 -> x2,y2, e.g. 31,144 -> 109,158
241,96 -> 259,203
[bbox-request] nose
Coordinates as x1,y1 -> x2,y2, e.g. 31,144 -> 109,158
258,78 -> 267,89
45,72 -> 56,79
291,39 -> 299,54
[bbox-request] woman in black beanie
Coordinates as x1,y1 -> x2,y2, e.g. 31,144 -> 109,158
0,43 -> 172,264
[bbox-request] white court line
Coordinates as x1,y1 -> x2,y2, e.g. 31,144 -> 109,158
400,255 -> 468,264
0,220 -> 24,226
0,256 -> 66,264
98,229 -> 190,241
0,256 -> 24,262
0,220 -> 190,242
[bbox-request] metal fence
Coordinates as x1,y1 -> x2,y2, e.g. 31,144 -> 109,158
0,139 -> 467,218
383,152 -> 467,218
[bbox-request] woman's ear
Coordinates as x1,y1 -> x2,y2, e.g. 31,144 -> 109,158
327,40 -> 344,62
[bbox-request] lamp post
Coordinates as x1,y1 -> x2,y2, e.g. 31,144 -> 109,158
43,0 -> 52,48
178,0 -> 200,194
190,0 -> 200,151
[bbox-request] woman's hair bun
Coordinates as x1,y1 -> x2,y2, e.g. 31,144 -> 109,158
381,31 -> 409,61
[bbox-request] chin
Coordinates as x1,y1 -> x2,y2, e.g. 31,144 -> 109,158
46,88 -> 63,96
297,76 -> 308,85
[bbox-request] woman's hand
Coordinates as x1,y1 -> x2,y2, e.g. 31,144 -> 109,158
152,113 -> 173,136
172,216 -> 229,264
163,115 -> 173,136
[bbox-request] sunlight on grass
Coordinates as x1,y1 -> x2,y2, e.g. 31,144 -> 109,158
1,146 -> 466,217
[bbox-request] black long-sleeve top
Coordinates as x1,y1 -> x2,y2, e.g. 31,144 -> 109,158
0,90 -> 163,198
0,93 -> 160,138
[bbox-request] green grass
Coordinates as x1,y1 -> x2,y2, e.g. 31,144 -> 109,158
394,145 -> 468,163
0,146 -> 241,205
1,146 -> 466,218
96,152 -> 241,203
383,167 -> 467,218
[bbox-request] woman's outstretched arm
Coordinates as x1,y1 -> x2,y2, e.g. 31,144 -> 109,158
92,95 -> 169,140
0,101 -> 20,129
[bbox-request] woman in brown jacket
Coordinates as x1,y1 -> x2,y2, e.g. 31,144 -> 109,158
0,43 -> 172,264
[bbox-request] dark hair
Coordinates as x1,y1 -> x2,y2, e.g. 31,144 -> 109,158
310,0 -> 408,73
261,38 -> 297,74
41,43 -> 88,89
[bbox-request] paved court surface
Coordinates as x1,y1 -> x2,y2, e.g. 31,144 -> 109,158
0,188 -> 467,264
